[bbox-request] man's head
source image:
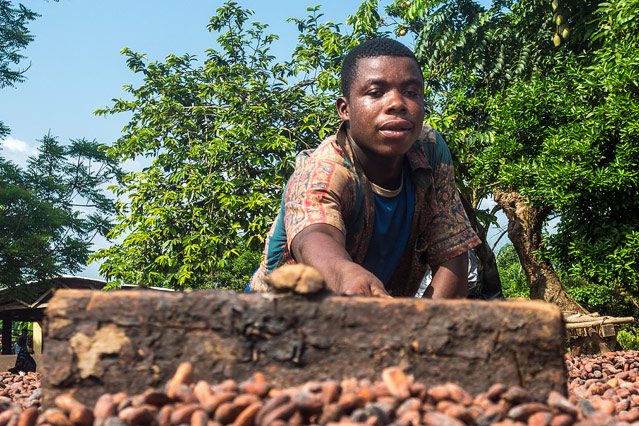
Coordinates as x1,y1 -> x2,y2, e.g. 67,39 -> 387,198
17,336 -> 26,348
341,38 -> 421,100
337,39 -> 425,162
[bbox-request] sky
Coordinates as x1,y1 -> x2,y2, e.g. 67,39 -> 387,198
1,0 -> 501,281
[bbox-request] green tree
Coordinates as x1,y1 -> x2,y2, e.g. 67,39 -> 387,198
0,0 -> 57,137
376,0 -> 638,314
0,134 -> 122,298
475,0 -> 639,314
496,243 -> 527,299
92,3 -> 355,290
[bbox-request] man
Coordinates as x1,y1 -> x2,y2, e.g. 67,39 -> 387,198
9,336 -> 36,374
250,38 -> 480,297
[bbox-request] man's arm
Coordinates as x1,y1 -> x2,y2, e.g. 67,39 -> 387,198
422,252 -> 468,299
291,224 -> 390,297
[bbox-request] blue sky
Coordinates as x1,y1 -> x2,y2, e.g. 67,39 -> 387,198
2,0 -> 399,161
1,0 -> 500,281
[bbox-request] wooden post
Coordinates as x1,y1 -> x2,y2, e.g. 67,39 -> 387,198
33,321 -> 43,355
43,290 -> 568,406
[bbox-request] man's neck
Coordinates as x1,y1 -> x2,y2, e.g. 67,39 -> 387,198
351,142 -> 404,190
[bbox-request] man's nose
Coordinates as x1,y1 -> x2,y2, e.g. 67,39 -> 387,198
386,89 -> 407,112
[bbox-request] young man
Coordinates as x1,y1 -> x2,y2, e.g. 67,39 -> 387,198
249,39 -> 480,298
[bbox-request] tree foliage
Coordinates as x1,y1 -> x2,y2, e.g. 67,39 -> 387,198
92,2 -> 357,290
480,0 -> 639,314
0,134 -> 121,298
379,0 -> 638,313
0,0 -> 57,138
496,243 -> 527,299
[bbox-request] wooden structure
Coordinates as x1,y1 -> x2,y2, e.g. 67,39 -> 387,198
0,277 -> 172,357
43,289 -> 568,405
565,313 -> 635,355
0,276 -> 106,356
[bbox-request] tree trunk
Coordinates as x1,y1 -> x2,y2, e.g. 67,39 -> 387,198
494,189 -> 587,314
459,192 -> 504,299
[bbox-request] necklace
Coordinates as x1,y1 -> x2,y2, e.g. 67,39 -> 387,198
370,168 -> 403,198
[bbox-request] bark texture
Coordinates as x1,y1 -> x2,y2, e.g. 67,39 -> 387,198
494,189 -> 587,314
43,289 -> 567,406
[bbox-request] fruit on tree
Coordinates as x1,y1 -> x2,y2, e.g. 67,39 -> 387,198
556,13 -> 566,26
553,34 -> 562,47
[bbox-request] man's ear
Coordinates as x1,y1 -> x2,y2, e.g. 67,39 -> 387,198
336,96 -> 350,122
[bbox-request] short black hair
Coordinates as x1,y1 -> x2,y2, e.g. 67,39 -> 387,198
17,336 -> 26,347
340,38 -> 420,99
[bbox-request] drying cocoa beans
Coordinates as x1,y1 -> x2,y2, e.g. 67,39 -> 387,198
5,351 -> 639,425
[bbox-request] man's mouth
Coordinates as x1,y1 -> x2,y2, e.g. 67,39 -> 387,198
379,120 -> 413,137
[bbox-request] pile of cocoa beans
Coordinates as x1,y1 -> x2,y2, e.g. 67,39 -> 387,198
4,351 -> 639,425
0,371 -> 41,410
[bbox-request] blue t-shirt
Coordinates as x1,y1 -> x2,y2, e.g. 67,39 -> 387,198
247,170 -> 415,292
362,171 -> 415,288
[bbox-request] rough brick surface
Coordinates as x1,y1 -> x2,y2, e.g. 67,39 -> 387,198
42,290 -> 567,406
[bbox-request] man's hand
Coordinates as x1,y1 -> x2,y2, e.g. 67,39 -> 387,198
423,252 -> 469,299
291,224 -> 390,297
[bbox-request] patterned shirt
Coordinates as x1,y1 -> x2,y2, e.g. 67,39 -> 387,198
249,123 -> 481,296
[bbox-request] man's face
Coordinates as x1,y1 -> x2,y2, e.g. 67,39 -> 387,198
337,55 -> 425,159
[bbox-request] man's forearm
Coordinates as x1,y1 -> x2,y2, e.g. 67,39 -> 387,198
291,224 -> 389,296
424,252 -> 469,299
291,226 -> 352,291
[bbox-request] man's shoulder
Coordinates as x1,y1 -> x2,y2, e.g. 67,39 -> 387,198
413,125 -> 453,167
295,135 -> 354,171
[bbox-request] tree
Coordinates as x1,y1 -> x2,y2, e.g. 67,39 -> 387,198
375,0 -> 638,314
91,3 -> 356,290
483,0 -> 639,315
496,243 -> 527,299
0,0 -> 57,138
0,134 -> 122,298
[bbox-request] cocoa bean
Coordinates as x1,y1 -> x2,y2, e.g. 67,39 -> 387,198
321,381 -> 340,406
213,402 -> 241,425
202,393 -> 235,415
422,411 -> 465,426
169,403 -> 199,425
53,395 -> 83,414
94,393 -> 117,426
194,381 -> 213,405
17,407 -> 38,426
69,406 -> 93,426
119,406 -> 154,426
487,383 -> 508,402
381,367 -> 411,400
254,394 -> 289,426
167,362 -> 193,400
240,382 -> 269,399
527,411 -> 553,426
506,402 -> 549,421
0,410 -> 18,426
157,405 -> 172,426
258,401 -> 295,426
231,402 -> 261,426
190,409 -> 208,426
141,391 -> 172,407
232,394 -> 259,411
39,410 -> 71,426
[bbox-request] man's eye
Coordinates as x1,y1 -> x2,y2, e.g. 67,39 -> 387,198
367,90 -> 383,98
404,90 -> 419,97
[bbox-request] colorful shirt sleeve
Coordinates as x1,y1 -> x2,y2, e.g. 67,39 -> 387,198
283,151 -> 356,249
422,132 -> 481,266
